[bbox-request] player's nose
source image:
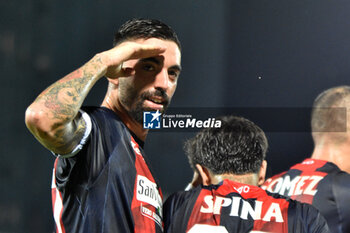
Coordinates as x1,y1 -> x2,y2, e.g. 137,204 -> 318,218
154,69 -> 169,90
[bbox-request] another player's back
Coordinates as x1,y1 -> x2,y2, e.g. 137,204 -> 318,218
164,179 -> 329,233
262,158 -> 350,233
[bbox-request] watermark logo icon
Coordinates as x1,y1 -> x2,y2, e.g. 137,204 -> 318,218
143,110 -> 162,129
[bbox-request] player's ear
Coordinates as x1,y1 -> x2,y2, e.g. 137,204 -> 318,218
195,164 -> 212,186
258,160 -> 267,186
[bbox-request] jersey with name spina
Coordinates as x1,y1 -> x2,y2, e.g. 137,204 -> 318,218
51,107 -> 163,233
163,179 -> 329,233
262,158 -> 350,233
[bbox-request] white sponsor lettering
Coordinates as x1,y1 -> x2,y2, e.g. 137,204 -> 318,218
200,195 -> 284,222
262,175 -> 323,197
136,175 -> 162,212
141,205 -> 162,229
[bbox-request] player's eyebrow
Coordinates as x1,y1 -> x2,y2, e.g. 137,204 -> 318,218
140,57 -> 162,64
169,64 -> 182,73
140,57 -> 182,72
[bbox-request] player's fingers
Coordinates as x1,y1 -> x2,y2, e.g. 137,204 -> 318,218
120,67 -> 135,77
129,44 -> 166,59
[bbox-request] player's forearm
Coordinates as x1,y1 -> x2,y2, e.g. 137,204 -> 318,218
25,54 -> 107,142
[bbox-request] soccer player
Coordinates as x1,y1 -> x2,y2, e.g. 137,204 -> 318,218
25,18 -> 181,233
262,86 -> 350,233
163,116 -> 329,233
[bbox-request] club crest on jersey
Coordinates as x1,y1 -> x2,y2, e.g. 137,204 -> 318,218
143,111 -> 161,129
200,195 -> 284,222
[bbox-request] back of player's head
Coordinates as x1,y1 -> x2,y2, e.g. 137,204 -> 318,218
184,115 -> 268,176
113,18 -> 181,50
311,86 -> 350,143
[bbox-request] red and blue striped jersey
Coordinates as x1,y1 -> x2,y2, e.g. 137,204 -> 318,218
164,179 -> 329,233
51,107 -> 163,233
262,158 -> 350,233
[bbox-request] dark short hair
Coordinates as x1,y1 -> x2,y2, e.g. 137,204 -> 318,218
184,115 -> 268,175
113,18 -> 181,50
311,86 -> 350,134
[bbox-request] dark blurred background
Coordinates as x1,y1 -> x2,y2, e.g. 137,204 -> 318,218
2,0 -> 350,232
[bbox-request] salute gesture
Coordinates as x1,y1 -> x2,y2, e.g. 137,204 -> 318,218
101,41 -> 167,78
25,19 -> 181,233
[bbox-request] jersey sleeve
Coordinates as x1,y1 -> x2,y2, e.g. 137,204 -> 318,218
163,193 -> 183,231
332,172 -> 350,233
54,107 -> 111,190
163,190 -> 200,233
294,202 -> 330,233
52,110 -> 92,158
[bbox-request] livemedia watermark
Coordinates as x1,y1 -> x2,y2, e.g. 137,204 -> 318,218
142,107 -> 347,133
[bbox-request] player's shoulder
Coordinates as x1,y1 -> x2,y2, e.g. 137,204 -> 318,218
329,169 -> 350,183
316,163 -> 350,190
163,187 -> 202,227
81,106 -> 126,132
164,186 -> 201,207
288,197 -> 320,214
82,106 -> 121,120
289,201 -> 330,233
327,169 -> 350,201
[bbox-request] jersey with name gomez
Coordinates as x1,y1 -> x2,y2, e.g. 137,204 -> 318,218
262,158 -> 350,233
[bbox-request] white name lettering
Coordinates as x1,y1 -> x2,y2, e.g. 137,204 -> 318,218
200,195 -> 284,222
262,175 -> 323,197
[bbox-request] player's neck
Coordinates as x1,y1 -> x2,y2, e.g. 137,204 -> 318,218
101,96 -> 148,141
311,141 -> 350,173
213,173 -> 259,186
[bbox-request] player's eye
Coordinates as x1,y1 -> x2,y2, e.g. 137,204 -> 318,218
142,64 -> 156,72
168,70 -> 180,81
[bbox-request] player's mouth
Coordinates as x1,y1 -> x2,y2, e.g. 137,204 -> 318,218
140,89 -> 170,111
144,96 -> 166,111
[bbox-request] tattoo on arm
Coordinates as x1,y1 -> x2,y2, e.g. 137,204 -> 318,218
52,114 -> 87,153
37,57 -> 104,122
32,56 -> 105,152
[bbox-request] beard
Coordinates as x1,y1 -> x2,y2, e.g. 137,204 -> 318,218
129,89 -> 170,124
119,80 -> 170,125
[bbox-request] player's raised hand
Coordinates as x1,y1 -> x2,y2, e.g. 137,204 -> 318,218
99,41 -> 166,78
